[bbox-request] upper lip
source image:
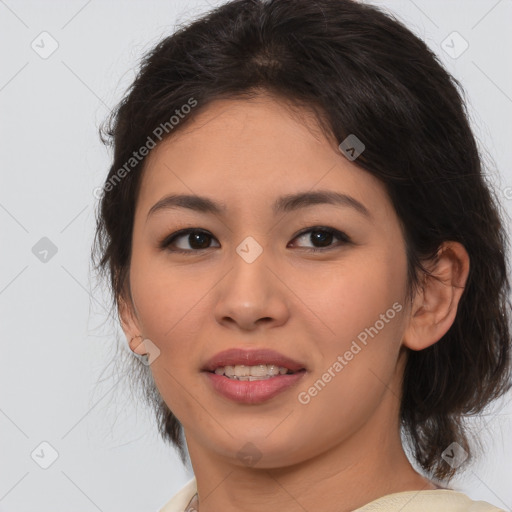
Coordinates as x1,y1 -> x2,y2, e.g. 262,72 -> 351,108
202,348 -> 307,372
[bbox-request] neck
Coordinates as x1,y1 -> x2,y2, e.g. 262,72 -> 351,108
189,448 -> 435,512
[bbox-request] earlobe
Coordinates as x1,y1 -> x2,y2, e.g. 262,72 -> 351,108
118,294 -> 145,354
402,241 -> 470,351
129,335 -> 147,356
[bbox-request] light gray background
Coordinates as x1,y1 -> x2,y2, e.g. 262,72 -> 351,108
1,1 -> 511,511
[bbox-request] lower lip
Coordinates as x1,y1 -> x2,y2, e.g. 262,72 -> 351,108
203,371 -> 307,404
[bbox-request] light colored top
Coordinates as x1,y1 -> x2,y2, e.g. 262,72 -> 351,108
159,477 -> 505,512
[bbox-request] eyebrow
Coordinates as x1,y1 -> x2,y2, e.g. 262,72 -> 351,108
146,190 -> 371,220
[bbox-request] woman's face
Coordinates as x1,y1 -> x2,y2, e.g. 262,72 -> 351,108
122,94 -> 413,468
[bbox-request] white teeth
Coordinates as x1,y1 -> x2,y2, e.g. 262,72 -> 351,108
213,364 -> 293,380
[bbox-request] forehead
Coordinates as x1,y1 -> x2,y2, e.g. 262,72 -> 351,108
146,94 -> 333,168
136,94 -> 393,222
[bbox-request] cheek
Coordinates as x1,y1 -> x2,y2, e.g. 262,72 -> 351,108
308,260 -> 407,422
311,248 -> 407,344
129,255 -> 208,418
291,256 -> 407,439
128,249 -> 207,361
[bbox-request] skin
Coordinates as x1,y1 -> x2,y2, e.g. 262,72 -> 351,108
119,93 -> 470,512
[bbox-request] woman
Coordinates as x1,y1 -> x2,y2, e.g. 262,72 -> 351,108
92,0 -> 511,510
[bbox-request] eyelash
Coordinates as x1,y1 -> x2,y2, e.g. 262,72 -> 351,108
158,226 -> 352,254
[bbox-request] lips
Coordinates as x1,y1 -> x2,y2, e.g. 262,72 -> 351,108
202,348 -> 307,373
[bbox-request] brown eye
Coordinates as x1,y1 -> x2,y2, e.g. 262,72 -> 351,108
289,227 -> 351,251
160,229 -> 220,252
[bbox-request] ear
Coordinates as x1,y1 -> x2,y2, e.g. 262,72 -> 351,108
118,293 -> 146,356
403,241 -> 470,351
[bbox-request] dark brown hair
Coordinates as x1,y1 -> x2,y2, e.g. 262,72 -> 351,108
92,0 -> 512,481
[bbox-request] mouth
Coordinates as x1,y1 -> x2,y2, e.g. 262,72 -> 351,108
201,348 -> 307,404
208,363 -> 306,381
202,347 -> 307,375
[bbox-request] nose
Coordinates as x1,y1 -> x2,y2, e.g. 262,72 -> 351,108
213,249 -> 290,332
